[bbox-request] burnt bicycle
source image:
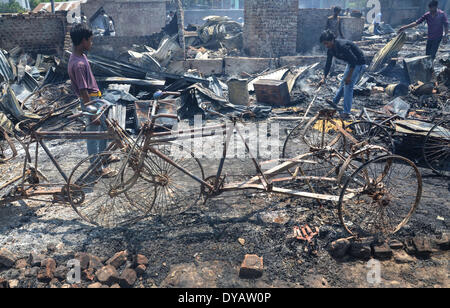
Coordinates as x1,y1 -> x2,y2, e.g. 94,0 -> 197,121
0,104 -> 422,238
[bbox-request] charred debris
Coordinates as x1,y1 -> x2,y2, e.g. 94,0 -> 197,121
1,14 -> 448,137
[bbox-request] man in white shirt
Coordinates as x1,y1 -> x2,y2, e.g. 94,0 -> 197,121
373,12 -> 382,34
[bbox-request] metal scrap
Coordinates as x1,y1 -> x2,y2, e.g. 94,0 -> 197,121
394,120 -> 441,137
0,83 -> 40,122
197,16 -> 243,50
0,111 -> 13,133
383,97 -> 411,118
247,67 -> 290,92
227,78 -> 249,106
285,63 -> 320,93
0,49 -> 15,82
369,32 -> 406,73
404,56 -> 434,84
127,50 -> 162,72
96,77 -> 165,88
151,35 -> 183,67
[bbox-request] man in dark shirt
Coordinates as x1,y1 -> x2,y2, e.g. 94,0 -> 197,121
326,6 -> 344,39
318,30 -> 366,119
398,0 -> 448,60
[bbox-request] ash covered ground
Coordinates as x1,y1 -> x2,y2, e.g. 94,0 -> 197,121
0,35 -> 449,289
0,113 -> 448,288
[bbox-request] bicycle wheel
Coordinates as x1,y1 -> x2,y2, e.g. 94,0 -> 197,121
67,150 -> 157,228
337,145 -> 391,187
282,150 -> 342,195
282,120 -> 312,176
140,142 -> 205,217
338,155 -> 422,237
282,120 -> 309,163
423,119 -> 450,177
282,120 -> 308,155
301,111 -> 345,151
344,121 -> 395,154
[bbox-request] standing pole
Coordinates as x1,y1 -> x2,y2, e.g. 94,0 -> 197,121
51,0 -> 55,13
176,0 -> 186,60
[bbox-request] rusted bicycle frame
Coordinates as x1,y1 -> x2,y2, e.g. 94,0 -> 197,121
0,126 -> 17,164
125,107 -> 388,204
1,102 -> 422,237
0,128 -> 114,205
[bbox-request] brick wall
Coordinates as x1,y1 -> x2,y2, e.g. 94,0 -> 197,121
243,0 -> 298,58
245,5 -> 364,56
81,0 -> 166,37
0,11 -> 68,55
297,8 -> 332,54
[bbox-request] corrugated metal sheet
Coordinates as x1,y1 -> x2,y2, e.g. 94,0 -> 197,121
32,1 -> 80,13
0,50 -> 14,82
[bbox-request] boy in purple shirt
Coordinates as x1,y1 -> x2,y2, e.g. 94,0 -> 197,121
68,23 -> 100,110
398,0 -> 448,60
68,23 -> 114,175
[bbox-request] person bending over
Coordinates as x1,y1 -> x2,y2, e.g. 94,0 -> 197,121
318,30 -> 367,119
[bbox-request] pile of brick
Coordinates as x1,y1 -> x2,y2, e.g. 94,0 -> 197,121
328,234 -> 449,261
0,248 -> 150,288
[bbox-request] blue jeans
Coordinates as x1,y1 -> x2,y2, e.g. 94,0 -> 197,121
81,100 -> 108,163
333,64 -> 365,114
86,118 -> 107,163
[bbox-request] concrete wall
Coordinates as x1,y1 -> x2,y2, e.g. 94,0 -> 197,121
381,7 -> 422,27
187,56 -> 327,77
379,0 -> 425,27
279,55 -> 327,67
243,0 -> 298,58
296,9 -> 364,53
184,58 -> 224,75
184,9 -> 243,25
81,0 -> 166,37
297,8 -> 331,53
0,11 -> 68,55
340,17 -> 364,41
225,57 -> 277,76
379,0 -> 450,26
183,56 -> 327,77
